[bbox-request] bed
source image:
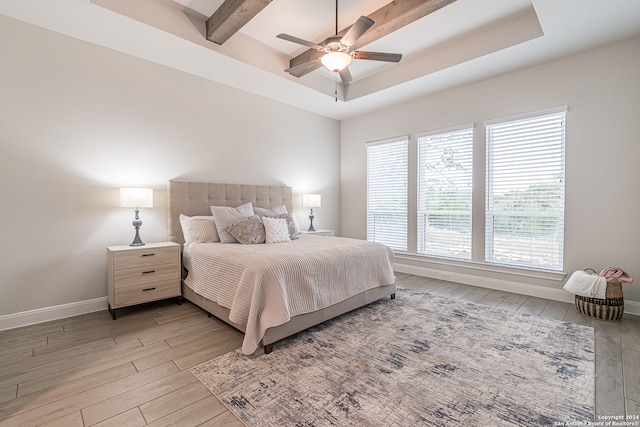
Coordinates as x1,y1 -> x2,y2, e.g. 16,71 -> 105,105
167,180 -> 396,354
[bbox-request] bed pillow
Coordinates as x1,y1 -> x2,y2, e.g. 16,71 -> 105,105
225,215 -> 265,245
253,205 -> 287,216
291,214 -> 301,235
179,214 -> 219,244
210,202 -> 254,243
262,216 -> 291,244
263,213 -> 299,240
254,205 -> 301,235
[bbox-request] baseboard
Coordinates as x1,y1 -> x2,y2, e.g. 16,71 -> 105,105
0,297 -> 108,331
395,263 -> 640,316
625,300 -> 640,316
1,271 -> 638,332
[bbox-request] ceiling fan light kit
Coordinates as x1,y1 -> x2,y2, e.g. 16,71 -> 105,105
321,51 -> 352,72
277,0 -> 402,91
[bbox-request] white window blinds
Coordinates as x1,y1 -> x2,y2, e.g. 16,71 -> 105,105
417,126 -> 473,259
485,109 -> 566,270
366,137 -> 408,251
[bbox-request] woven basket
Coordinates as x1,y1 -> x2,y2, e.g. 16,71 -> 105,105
575,279 -> 624,321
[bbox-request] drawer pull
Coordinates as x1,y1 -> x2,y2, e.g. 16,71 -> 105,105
142,270 -> 156,274
143,287 -> 156,292
141,253 -> 156,257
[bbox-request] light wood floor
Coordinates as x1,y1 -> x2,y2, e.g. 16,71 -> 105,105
0,273 -> 638,426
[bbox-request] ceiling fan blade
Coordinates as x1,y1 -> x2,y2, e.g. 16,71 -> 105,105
277,33 -> 324,51
284,57 -> 323,76
340,16 -> 374,47
339,67 -> 353,84
353,51 -> 402,63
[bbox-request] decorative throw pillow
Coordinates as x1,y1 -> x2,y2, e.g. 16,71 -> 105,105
210,202 -> 254,243
264,213 -> 299,240
254,205 -> 301,235
262,217 -> 291,244
225,215 -> 265,245
179,214 -> 219,244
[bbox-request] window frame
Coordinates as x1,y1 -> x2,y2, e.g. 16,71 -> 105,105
363,106 -> 567,277
484,107 -> 567,271
416,124 -> 474,260
366,136 -> 409,252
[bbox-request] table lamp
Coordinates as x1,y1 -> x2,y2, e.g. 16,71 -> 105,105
120,188 -> 153,246
302,194 -> 321,232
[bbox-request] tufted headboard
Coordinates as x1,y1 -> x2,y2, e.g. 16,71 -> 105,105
167,180 -> 294,245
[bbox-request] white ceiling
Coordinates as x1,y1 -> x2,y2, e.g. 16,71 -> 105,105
2,0 -> 640,120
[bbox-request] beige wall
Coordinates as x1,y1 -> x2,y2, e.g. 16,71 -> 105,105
341,36 -> 640,307
0,15 -> 340,318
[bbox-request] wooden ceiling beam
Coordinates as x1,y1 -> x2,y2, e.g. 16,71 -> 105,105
206,0 -> 273,45
288,0 -> 457,77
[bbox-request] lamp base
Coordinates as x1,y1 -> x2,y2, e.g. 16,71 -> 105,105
130,209 -> 145,246
130,227 -> 145,246
307,212 -> 316,232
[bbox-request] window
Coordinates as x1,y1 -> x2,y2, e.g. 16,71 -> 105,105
364,107 -> 566,275
366,137 -> 408,251
417,126 -> 473,259
485,109 -> 566,270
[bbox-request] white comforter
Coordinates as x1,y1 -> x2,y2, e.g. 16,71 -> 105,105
183,234 -> 395,354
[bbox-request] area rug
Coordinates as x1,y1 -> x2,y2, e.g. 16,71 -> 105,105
191,289 -> 594,426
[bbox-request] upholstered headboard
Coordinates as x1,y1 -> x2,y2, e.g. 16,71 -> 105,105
167,180 -> 294,245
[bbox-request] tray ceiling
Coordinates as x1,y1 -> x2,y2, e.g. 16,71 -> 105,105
2,0 -> 640,120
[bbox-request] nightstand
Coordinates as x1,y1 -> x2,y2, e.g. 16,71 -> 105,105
300,229 -> 335,236
107,242 -> 181,320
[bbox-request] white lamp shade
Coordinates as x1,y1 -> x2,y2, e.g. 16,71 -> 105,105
321,52 -> 352,72
120,188 -> 153,208
302,194 -> 321,208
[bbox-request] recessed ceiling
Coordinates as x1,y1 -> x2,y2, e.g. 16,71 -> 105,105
2,0 -> 640,120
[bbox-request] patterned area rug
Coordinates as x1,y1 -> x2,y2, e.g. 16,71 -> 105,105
191,289 -> 594,426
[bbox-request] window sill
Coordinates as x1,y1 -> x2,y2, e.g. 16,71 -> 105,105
394,253 -> 566,282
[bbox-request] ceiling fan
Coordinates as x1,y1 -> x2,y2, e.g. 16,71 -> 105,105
277,0 -> 403,84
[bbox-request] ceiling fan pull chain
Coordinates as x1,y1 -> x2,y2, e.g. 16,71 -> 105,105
335,72 -> 338,102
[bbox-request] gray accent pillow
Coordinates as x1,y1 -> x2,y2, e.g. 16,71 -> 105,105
225,215 -> 266,245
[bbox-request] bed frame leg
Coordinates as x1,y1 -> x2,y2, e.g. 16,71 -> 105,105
264,343 -> 274,354
390,293 -> 396,299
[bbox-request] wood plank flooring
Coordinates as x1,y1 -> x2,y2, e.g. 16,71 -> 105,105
0,273 -> 638,426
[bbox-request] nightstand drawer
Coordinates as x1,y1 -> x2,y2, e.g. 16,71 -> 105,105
114,263 -> 180,288
114,279 -> 181,307
113,246 -> 178,270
